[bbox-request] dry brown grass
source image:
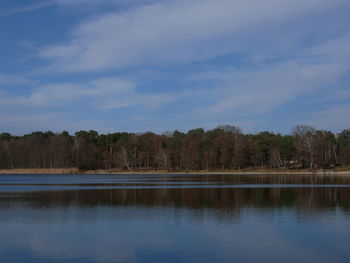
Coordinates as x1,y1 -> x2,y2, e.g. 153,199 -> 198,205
1,167 -> 350,175
0,168 -> 79,174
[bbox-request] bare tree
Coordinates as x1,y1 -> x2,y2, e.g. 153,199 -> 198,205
118,146 -> 131,171
292,125 -> 316,170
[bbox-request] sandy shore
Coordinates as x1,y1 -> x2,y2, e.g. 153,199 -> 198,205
1,168 -> 350,175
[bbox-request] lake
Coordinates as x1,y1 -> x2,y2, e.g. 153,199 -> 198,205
1,173 -> 350,263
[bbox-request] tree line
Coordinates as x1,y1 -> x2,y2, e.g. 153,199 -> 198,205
0,125 -> 349,171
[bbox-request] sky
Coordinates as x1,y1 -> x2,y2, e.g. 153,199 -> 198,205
0,0 -> 350,135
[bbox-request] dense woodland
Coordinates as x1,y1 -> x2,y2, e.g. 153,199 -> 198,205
0,125 -> 350,171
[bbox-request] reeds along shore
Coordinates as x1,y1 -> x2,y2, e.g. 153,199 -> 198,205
0,168 -> 79,175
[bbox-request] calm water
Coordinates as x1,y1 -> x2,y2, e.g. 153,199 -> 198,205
1,174 -> 350,263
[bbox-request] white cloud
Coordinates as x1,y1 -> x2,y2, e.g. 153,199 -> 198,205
2,0 -> 350,133
0,112 -> 111,134
0,77 -> 174,110
54,0 -> 155,7
0,76 -> 176,134
0,0 -> 155,18
0,74 -> 31,86
306,35 -> 350,61
89,77 -> 174,110
188,61 -> 345,120
178,31 -> 350,123
38,0 -> 350,73
0,2 -> 52,17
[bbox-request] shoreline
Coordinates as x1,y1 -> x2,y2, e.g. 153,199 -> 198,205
1,168 -> 350,175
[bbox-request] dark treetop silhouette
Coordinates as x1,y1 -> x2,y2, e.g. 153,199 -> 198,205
1,125 -> 349,171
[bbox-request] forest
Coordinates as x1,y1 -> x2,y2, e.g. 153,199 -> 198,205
0,125 -> 349,172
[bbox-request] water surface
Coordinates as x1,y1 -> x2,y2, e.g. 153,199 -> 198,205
1,174 -> 350,263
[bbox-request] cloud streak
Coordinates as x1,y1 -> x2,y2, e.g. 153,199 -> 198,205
0,0 -> 156,18
1,0 -> 350,133
38,0 -> 350,73
0,74 -> 31,86
0,77 -> 174,110
0,2 -> 52,18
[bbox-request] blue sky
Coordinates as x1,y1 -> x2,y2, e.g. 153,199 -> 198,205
0,0 -> 350,135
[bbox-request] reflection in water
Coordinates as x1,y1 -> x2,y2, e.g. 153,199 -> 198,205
2,187 -> 350,213
0,174 -> 350,263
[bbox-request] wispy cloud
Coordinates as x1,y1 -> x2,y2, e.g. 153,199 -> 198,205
0,0 -> 155,18
180,32 -> 350,124
195,62 -> 344,116
0,74 -> 31,86
0,2 -> 52,18
53,0 -> 156,7
37,0 -> 349,73
0,112 -> 111,135
0,75 -> 178,133
1,0 -> 350,134
0,77 -> 174,110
